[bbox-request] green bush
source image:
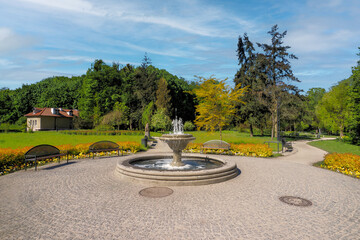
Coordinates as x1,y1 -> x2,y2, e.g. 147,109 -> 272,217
95,124 -> 114,131
184,121 -> 196,131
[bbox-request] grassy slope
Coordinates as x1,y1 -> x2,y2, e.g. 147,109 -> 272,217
0,132 -> 145,149
308,140 -> 360,155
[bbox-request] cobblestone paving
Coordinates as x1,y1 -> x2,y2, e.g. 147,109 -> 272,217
0,141 -> 359,239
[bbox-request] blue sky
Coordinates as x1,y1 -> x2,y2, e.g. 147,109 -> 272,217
0,0 -> 359,92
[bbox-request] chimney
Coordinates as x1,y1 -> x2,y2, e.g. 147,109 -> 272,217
67,110 -> 73,116
51,108 -> 57,114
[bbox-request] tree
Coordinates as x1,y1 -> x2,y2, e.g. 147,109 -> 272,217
155,77 -> 171,116
316,79 -> 351,137
234,33 -> 269,137
305,88 -> 326,133
348,48 -> 360,144
256,25 -> 300,139
101,102 -> 129,130
192,76 -> 246,141
141,101 -> 154,128
151,108 -> 172,132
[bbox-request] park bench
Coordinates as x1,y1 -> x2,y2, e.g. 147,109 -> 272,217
200,140 -> 230,153
24,144 -> 68,171
264,139 -> 293,153
89,141 -> 122,159
281,138 -> 293,152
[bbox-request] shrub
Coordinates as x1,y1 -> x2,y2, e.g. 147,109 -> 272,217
184,121 -> 196,131
321,153 -> 360,178
95,124 -> 115,131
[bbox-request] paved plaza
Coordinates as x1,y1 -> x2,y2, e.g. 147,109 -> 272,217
0,140 -> 359,239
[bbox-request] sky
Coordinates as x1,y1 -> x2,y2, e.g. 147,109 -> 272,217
0,0 -> 359,92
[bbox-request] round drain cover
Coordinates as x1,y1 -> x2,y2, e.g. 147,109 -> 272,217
139,187 -> 173,198
279,196 -> 312,207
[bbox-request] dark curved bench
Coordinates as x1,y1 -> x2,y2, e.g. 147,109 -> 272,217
89,141 -> 122,159
200,140 -> 230,153
24,144 -> 68,171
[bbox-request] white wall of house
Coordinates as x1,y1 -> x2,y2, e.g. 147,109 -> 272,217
27,117 -> 73,131
27,117 -> 41,131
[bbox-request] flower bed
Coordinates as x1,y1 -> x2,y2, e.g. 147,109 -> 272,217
320,153 -> 360,178
184,143 -> 273,157
0,141 -> 141,175
59,130 -> 143,136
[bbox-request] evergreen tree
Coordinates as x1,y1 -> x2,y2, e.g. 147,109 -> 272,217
234,33 -> 269,137
256,25 -> 300,139
155,77 -> 172,116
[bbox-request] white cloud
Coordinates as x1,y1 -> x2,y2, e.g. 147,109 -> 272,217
20,0 -> 106,16
48,55 -> 94,62
0,58 -> 20,69
0,28 -> 36,53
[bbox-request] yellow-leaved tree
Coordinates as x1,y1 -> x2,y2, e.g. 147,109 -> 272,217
192,76 -> 247,141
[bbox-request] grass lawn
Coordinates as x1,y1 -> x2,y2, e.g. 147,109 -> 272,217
0,131 -> 145,149
0,130 -> 281,150
184,130 -> 283,152
186,130 -> 273,144
308,140 -> 360,155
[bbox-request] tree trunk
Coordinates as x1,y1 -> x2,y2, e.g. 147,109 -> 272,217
339,124 -> 344,138
249,124 -> 254,137
271,111 -> 278,140
261,128 -> 264,136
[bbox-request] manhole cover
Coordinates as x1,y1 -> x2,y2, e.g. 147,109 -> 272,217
139,187 -> 173,198
279,196 -> 312,207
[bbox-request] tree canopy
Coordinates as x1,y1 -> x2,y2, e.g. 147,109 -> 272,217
0,56 -> 196,131
192,76 -> 246,140
234,25 -> 300,139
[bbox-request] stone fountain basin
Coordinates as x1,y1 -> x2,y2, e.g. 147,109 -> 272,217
115,153 -> 239,186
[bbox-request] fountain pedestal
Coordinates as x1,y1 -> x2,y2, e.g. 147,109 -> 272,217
159,134 -> 196,167
172,150 -> 183,166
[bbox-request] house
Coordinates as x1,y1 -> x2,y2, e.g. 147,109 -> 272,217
25,107 -> 79,131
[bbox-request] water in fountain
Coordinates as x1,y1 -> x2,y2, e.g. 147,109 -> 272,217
172,117 -> 183,134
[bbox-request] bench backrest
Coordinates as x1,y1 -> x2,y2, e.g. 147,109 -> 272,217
89,141 -> 119,150
25,144 -> 61,158
203,140 -> 230,149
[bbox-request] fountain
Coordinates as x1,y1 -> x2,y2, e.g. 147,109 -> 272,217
158,118 -> 195,167
116,118 -> 239,186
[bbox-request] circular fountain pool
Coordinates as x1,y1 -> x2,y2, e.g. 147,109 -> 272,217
116,117 -> 239,186
116,154 -> 239,186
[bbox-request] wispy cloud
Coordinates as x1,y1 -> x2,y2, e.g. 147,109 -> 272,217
20,0 -> 106,16
0,0 -> 359,91
0,28 -> 37,53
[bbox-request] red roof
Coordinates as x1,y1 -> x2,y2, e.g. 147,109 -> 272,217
24,107 -> 79,118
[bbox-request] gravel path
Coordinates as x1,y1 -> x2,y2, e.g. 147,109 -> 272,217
0,140 -> 359,239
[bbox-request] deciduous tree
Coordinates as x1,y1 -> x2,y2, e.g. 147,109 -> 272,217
192,76 -> 246,141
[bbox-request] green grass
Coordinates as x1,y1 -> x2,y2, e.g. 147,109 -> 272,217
185,130 -> 273,144
0,131 -> 145,149
0,130 -> 284,152
183,130 -> 283,151
308,140 -> 360,155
